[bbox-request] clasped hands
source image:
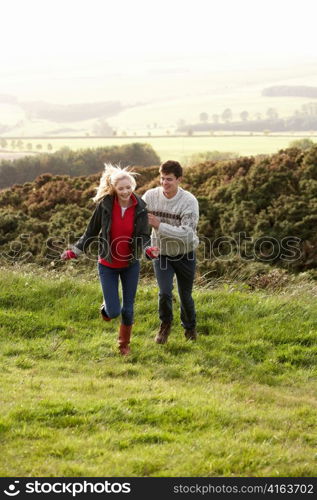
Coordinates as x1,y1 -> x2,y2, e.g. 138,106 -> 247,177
148,213 -> 160,229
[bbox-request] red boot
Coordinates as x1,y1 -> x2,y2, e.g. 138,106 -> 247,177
100,304 -> 111,321
118,324 -> 132,355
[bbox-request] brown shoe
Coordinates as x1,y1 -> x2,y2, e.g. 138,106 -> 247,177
118,324 -> 132,355
155,322 -> 172,344
184,328 -> 197,341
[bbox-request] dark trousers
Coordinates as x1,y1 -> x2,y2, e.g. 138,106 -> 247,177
98,261 -> 140,326
153,252 -> 196,330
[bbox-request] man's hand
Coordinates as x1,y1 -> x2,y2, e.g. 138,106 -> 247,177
148,213 -> 160,229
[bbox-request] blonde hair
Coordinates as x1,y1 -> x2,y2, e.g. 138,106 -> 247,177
93,163 -> 138,203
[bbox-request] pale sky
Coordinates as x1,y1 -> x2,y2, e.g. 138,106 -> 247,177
1,0 -> 316,102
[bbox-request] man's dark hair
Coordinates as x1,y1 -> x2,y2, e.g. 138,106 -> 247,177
159,160 -> 183,178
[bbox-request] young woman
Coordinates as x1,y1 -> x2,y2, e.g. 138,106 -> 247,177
61,164 -> 150,355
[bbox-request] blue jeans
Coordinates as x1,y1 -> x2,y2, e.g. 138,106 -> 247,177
98,261 -> 140,326
153,252 -> 196,330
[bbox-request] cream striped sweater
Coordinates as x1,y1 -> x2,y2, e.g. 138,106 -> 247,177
142,187 -> 199,256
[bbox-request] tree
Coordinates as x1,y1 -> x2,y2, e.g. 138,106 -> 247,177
289,138 -> 315,150
36,144 -> 43,150
199,112 -> 209,123
185,150 -> 238,166
92,119 -> 113,136
0,143 -> 161,190
266,108 -> 279,120
301,103 -> 317,116
222,108 -> 233,123
212,114 -> 220,124
177,118 -> 186,128
47,143 -> 53,152
240,110 -> 249,122
0,138 -> 7,149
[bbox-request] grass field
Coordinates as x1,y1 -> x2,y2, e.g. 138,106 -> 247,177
0,267 -> 316,477
3,134 -> 317,164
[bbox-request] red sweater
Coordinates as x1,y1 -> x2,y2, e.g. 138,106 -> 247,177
99,194 -> 137,268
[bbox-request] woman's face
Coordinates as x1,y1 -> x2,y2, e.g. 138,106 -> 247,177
114,177 -> 133,203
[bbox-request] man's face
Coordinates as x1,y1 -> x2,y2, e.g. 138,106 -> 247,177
160,172 -> 181,198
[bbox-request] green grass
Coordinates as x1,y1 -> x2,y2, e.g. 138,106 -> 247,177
0,267 -> 317,477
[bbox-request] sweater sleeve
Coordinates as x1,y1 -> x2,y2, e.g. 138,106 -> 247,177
157,198 -> 199,243
72,204 -> 102,255
141,191 -> 150,208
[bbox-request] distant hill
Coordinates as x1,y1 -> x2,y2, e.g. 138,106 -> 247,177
0,98 -> 132,137
177,116 -> 317,132
0,94 -> 18,104
19,100 -> 126,122
262,85 -> 317,98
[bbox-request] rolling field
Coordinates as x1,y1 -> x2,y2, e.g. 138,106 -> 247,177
110,90 -> 316,131
2,134 -> 316,164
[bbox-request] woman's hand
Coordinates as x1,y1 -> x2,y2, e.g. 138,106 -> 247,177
145,246 -> 160,259
61,250 -> 77,260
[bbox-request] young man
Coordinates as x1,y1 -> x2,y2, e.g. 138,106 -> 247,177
142,160 -> 199,344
